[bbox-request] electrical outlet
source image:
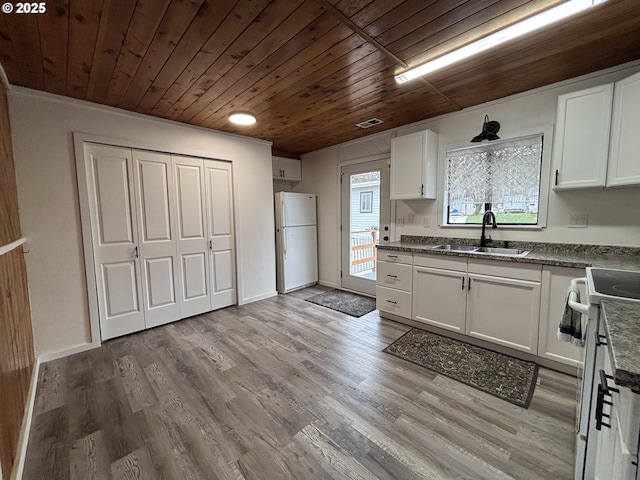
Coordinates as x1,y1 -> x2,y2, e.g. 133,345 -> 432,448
423,216 -> 431,227
408,213 -> 414,224
568,213 -> 589,228
397,217 -> 404,227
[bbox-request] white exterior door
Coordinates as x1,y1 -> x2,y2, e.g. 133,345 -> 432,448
173,156 -> 211,318
205,161 -> 236,310
340,159 -> 391,296
85,144 -> 145,340
133,150 -> 182,328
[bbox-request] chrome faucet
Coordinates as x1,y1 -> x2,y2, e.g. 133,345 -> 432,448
480,210 -> 497,247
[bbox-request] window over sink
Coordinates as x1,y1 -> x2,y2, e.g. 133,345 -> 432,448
444,134 -> 544,226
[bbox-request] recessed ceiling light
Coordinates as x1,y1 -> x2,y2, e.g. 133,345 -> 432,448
229,112 -> 256,125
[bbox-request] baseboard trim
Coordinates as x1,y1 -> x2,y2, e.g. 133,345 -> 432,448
318,280 -> 339,289
238,290 -> 278,305
38,340 -> 101,363
10,357 -> 40,480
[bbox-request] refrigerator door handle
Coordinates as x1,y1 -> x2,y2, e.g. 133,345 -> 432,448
281,195 -> 287,228
282,229 -> 287,258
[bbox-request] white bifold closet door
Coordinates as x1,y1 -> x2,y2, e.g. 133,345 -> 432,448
84,143 -> 236,340
85,144 -> 145,340
132,150 -> 181,328
173,156 -> 212,318
205,161 -> 237,310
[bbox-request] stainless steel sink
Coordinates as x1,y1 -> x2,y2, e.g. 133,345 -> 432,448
474,246 -> 530,257
431,244 -> 478,252
431,244 -> 529,257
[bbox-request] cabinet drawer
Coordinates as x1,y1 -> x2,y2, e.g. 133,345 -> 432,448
413,253 -> 467,271
377,261 -> 412,292
376,286 -> 411,319
377,250 -> 412,264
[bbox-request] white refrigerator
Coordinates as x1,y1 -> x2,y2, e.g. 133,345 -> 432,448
275,192 -> 318,293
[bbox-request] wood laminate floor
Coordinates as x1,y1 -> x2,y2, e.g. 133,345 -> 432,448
23,286 -> 578,479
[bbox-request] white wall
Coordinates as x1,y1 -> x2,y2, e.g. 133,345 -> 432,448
294,148 -> 340,288
301,62 -> 640,288
9,87 -> 276,359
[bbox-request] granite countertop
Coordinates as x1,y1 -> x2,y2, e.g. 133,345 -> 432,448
378,235 -> 640,391
377,235 -> 640,270
601,301 -> 640,393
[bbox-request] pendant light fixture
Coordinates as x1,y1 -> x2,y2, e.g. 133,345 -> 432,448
471,115 -> 500,142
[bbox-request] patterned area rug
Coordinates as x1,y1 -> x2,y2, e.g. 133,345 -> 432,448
305,289 -> 376,317
383,328 -> 538,408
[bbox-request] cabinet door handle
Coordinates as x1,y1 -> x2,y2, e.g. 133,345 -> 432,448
133,246 -> 139,259
468,277 -> 471,290
386,274 -> 398,279
461,277 -> 465,290
555,169 -> 559,186
386,299 -> 398,305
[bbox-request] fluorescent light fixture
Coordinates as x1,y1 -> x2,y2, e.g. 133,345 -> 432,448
395,0 -> 607,84
229,112 -> 256,125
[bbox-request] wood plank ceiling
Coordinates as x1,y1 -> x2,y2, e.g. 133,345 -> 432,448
1,0 -> 639,156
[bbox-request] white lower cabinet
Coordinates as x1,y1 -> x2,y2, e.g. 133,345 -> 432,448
412,255 -> 467,333
410,255 -> 542,354
376,252 -> 412,318
378,250 -> 549,355
538,266 -> 584,367
466,260 -> 541,354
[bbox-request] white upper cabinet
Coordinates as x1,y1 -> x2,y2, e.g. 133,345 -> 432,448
553,70 -> 640,190
390,129 -> 438,200
552,84 -> 613,190
608,70 -> 640,187
272,156 -> 301,181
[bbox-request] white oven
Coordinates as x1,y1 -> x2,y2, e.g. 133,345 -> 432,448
570,268 -> 640,480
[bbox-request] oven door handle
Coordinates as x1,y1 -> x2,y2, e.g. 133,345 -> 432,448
568,277 -> 589,315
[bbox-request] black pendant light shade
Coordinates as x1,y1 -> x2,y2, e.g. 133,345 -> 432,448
471,115 -> 500,142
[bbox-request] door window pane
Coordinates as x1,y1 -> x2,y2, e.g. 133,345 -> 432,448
350,171 -> 379,279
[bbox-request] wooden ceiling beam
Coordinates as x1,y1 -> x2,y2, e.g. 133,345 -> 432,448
310,0 -> 462,111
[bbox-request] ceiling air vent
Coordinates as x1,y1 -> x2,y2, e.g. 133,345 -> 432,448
356,118 -> 383,129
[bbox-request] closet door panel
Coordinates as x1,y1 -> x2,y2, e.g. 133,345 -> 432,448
137,158 -> 171,242
175,164 -> 205,240
133,151 -> 181,328
173,156 -> 211,317
94,154 -> 135,245
102,261 -> 139,318
182,252 -> 208,300
205,161 -> 236,309
85,144 -> 144,340
144,257 -> 176,309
